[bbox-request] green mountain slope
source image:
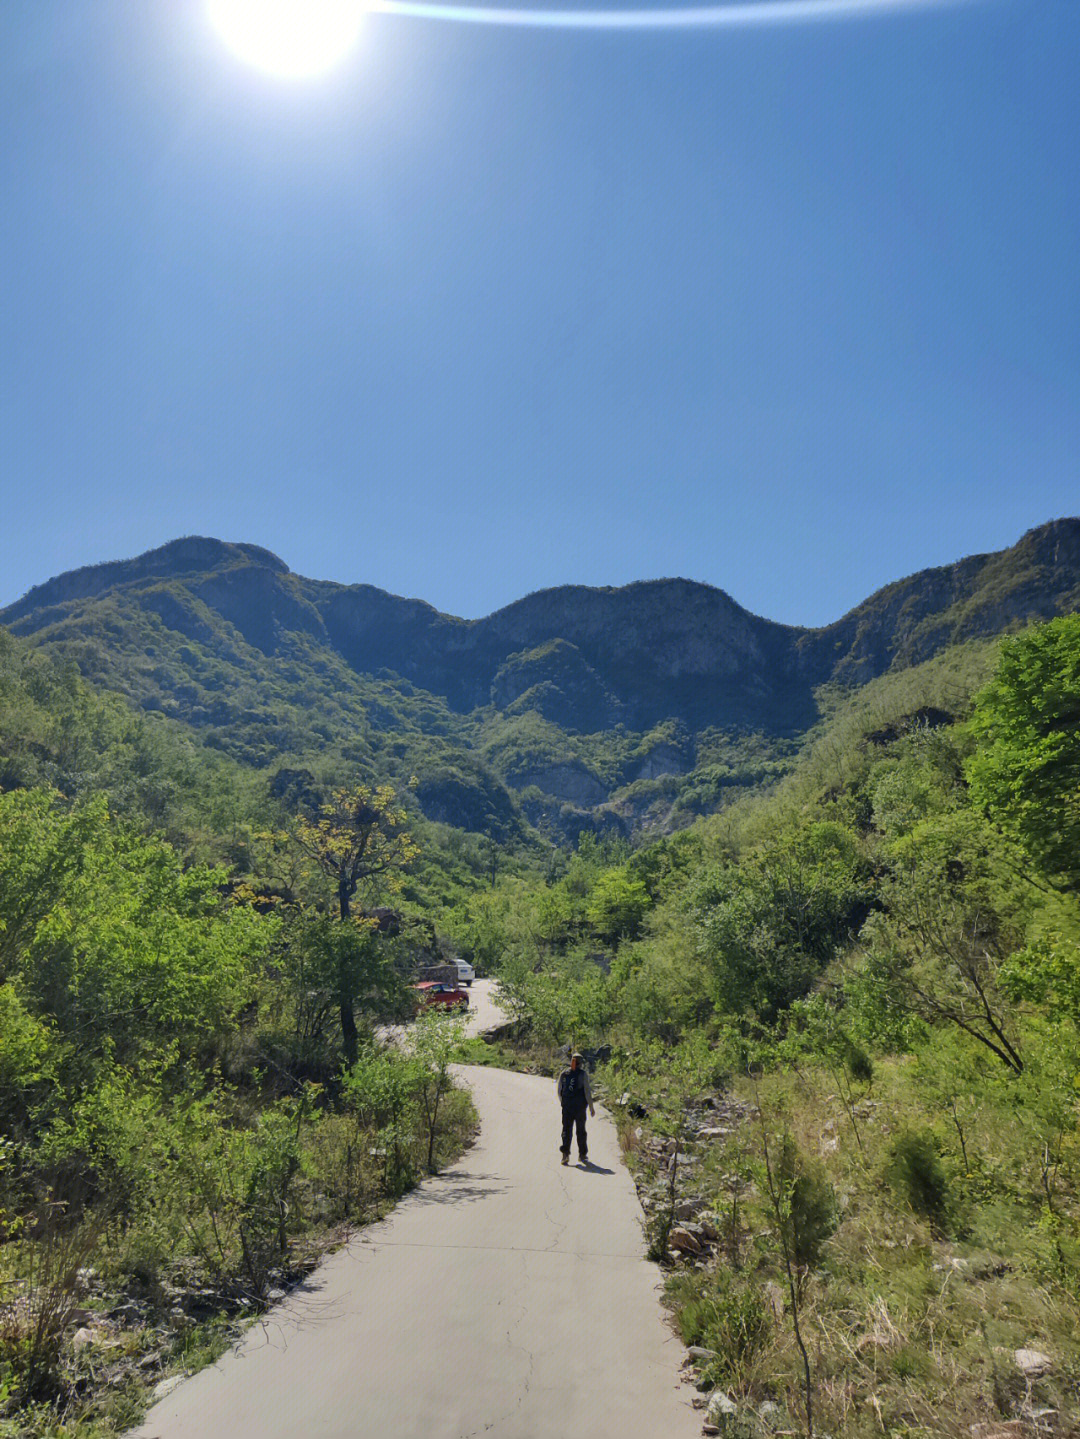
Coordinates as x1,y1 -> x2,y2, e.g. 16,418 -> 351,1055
3,519 -> 1079,840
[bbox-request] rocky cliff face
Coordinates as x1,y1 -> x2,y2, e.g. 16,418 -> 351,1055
4,519 -> 1079,740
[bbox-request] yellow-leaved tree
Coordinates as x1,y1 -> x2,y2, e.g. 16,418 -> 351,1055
295,784 -> 419,1064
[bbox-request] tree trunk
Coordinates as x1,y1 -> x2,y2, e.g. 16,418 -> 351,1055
338,878 -> 358,1067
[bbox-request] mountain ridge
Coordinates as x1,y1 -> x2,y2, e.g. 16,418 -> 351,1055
3,517 -> 1079,839
9,517 -> 1078,645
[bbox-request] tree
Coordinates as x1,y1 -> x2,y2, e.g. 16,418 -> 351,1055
295,785 -> 419,1065
273,909 -> 410,1078
586,867 -> 650,943
859,810 -> 1028,1074
967,615 -> 1080,889
695,823 -> 867,1022
407,1007 -> 468,1173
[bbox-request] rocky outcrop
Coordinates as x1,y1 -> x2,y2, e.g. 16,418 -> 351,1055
506,762 -> 607,806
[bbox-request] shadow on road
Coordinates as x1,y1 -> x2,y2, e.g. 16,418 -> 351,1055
576,1162 -> 615,1175
402,1170 -> 507,1207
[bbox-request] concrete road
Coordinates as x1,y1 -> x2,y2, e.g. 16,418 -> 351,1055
134,1064 -> 697,1439
461,975 -> 508,1037
378,976 -> 507,1048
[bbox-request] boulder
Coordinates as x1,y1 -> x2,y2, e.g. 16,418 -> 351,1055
698,1213 -> 723,1242
675,1196 -> 707,1221
669,1227 -> 703,1255
705,1390 -> 740,1431
1014,1349 -> 1052,1379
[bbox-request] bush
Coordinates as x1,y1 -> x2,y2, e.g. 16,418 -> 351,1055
888,1128 -> 950,1229
775,1134 -> 837,1270
671,1272 -> 771,1390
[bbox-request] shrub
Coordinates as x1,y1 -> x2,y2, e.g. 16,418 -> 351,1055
775,1134 -> 837,1270
888,1128 -> 950,1229
672,1272 -> 772,1390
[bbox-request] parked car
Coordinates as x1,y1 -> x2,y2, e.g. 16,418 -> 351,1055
453,958 -> 475,987
411,981 -> 470,1012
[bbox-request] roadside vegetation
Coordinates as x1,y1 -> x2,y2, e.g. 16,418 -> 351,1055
0,659 -> 478,1438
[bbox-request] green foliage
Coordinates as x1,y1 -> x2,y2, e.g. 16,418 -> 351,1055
669,1271 -> 772,1390
773,1133 -> 837,1270
695,822 -> 868,1021
967,614 -> 1080,887
0,789 -> 268,1111
887,1129 -> 951,1230
860,809 -> 1029,1073
585,867 -> 650,941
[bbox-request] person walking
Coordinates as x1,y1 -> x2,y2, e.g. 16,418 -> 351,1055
556,1052 -> 595,1165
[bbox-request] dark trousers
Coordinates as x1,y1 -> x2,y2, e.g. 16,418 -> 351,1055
561,1104 -> 588,1159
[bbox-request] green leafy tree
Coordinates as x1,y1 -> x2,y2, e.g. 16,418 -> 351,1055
860,810 -> 1028,1074
295,784 -> 419,1065
967,615 -> 1080,888
696,822 -> 867,1022
407,1007 -> 468,1173
0,790 -> 267,1088
586,867 -> 650,942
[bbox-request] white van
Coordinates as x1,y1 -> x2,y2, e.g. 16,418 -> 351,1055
453,958 -> 475,988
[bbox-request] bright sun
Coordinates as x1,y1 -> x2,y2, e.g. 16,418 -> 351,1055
206,0 -> 366,79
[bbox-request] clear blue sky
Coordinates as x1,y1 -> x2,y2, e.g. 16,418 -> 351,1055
2,0 -> 1077,625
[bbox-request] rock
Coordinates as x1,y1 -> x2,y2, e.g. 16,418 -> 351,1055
72,1327 -> 96,1352
702,1425 -> 720,1436
706,1390 -> 739,1427
676,1197 -> 707,1221
758,1400 -> 783,1427
698,1213 -> 723,1242
687,1345 -> 718,1362
1014,1349 -> 1052,1379
153,1374 -> 187,1402
669,1227 -> 703,1255
969,1254 -> 1011,1279
619,1091 -> 631,1107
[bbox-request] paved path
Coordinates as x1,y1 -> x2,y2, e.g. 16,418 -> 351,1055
461,975 -> 508,1037
134,1062 -> 697,1439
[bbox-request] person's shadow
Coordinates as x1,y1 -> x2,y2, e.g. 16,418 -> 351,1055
577,1160 -> 615,1174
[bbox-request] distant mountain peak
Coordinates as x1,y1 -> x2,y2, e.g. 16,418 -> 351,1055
4,537 -> 289,621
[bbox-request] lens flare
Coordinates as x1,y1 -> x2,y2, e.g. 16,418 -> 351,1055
206,0 -> 365,78
373,0 -> 973,29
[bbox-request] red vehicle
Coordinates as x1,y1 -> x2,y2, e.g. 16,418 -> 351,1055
411,981 -> 470,1012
